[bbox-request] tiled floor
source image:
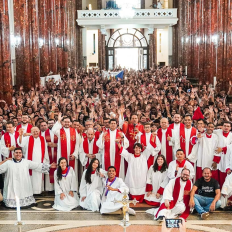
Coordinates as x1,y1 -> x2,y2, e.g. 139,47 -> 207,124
0,197 -> 232,232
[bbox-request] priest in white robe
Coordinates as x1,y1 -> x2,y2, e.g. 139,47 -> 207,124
117,134 -> 160,203
136,122 -> 161,168
52,113 -> 80,183
214,122 -> 232,186
79,128 -> 101,168
79,158 -> 104,212
168,149 -> 195,181
44,119 -> 58,191
144,155 -> 169,207
0,148 -> 56,208
100,166 -> 135,217
221,173 -> 232,208
53,157 -> 79,211
188,122 -> 219,181
174,115 -> 197,159
155,169 -> 193,221
17,127 -> 49,194
1,121 -> 19,159
157,118 -> 174,165
96,119 -> 129,179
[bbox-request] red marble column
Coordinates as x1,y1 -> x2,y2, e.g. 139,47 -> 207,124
149,33 -> 154,69
30,0 -> 40,86
62,0 -> 68,72
102,34 -> 106,70
0,0 -> 12,103
49,0 -> 58,74
39,0 -> 50,77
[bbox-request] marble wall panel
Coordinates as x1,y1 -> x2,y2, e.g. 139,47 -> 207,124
0,0 -> 12,103
173,0 -> 232,89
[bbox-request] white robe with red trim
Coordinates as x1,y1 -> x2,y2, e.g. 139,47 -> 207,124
120,144 -> 160,195
100,177 -> 129,214
221,174 -> 232,208
154,178 -> 193,219
188,133 -> 218,168
144,167 -> 169,203
167,160 -> 195,181
96,129 -> 129,179
17,136 -> 49,194
79,137 -> 101,167
213,130 -> 232,172
1,132 -> 18,158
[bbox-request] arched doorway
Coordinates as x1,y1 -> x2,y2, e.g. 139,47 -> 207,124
106,29 -> 149,70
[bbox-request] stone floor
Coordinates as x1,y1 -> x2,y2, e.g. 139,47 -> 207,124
0,197 -> 232,232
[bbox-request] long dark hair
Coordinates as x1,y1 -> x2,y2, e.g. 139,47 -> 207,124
153,155 -> 168,173
85,158 -> 100,184
57,157 -> 69,181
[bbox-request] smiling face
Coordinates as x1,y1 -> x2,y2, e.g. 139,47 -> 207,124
157,156 -> 164,166
59,159 -> 68,170
107,168 -> 116,180
14,149 -> 23,161
202,168 -> 212,182
92,159 -> 99,170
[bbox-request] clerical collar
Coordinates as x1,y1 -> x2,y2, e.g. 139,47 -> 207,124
158,166 -> 162,171
108,177 -> 116,182
176,159 -> 186,167
134,153 -> 141,158
91,170 -> 96,174
13,158 -> 22,163
199,130 -> 204,134
206,133 -> 212,138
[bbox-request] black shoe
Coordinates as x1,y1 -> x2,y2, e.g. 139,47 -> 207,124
156,216 -> 165,222
223,205 -> 232,211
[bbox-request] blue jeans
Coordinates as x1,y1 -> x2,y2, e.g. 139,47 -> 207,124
194,194 -> 221,214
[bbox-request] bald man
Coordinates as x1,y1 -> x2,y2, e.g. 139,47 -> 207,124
156,118 -> 174,165
79,128 -> 100,168
18,127 -> 49,194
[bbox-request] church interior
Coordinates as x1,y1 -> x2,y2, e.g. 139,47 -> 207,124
1,0 -> 232,231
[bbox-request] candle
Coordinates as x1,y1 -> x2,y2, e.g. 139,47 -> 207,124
89,4 -> 92,10
185,66 -> 188,76
16,196 -> 21,222
214,76 -> 216,88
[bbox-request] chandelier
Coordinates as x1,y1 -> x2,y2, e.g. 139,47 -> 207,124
119,1 -> 135,19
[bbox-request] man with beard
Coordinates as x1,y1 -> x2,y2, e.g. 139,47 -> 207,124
44,119 -> 58,191
40,121 -> 48,137
15,114 -> 33,136
155,169 -> 192,221
189,168 -> 221,219
188,123 -> 219,181
119,110 -> 144,153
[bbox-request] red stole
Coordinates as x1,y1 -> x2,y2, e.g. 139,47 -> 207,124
155,177 -> 192,220
104,129 -> 121,177
1,131 -> 5,135
157,128 -> 173,165
141,133 -> 157,168
16,124 -> 33,133
126,123 -> 144,153
179,125 -> 197,156
45,129 -> 58,183
4,132 -> 19,158
83,137 -> 99,168
60,127 -> 76,169
28,136 -> 45,175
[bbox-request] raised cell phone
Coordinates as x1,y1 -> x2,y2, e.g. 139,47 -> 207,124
165,219 -> 182,228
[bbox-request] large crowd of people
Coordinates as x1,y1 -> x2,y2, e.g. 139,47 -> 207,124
1,66 -> 232,222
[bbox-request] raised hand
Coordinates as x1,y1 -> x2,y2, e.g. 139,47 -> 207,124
58,112 -> 63,122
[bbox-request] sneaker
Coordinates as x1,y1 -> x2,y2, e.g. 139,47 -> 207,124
156,216 -> 165,222
201,212 -> 210,220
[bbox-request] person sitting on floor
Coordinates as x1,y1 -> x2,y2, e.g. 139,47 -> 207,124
79,158 -> 104,212
144,155 -> 169,207
154,168 -> 192,222
189,167 -> 221,219
100,166 -> 136,220
53,157 -> 79,211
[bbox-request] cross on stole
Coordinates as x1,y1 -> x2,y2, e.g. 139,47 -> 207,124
60,134 -> 66,141
71,135 -> 76,141
129,130 -> 137,140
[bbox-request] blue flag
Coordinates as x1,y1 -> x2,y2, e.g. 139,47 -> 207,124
115,71 -> 124,79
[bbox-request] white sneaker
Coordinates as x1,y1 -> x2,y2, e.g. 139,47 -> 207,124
128,207 -> 136,215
